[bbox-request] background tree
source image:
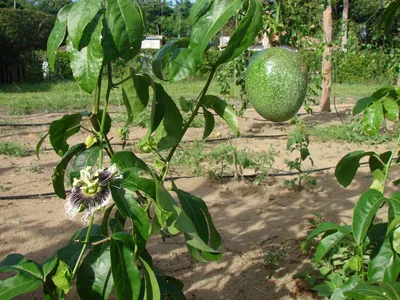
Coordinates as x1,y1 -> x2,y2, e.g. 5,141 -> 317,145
321,0 -> 332,112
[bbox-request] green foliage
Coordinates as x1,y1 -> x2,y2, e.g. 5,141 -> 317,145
0,141 -> 29,157
303,84 -> 400,298
0,8 -> 55,83
310,118 -> 400,145
284,119 -> 316,191
0,0 -> 264,298
301,49 -> 399,85
52,50 -> 73,80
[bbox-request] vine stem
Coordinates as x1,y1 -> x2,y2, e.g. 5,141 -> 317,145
71,214 -> 95,279
163,67 -> 217,175
382,135 -> 400,194
99,63 -> 113,168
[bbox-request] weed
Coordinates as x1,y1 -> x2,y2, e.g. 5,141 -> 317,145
309,117 -> 399,145
172,140 -> 207,176
264,250 -> 284,266
0,141 -> 29,157
28,160 -> 43,174
0,185 -> 6,192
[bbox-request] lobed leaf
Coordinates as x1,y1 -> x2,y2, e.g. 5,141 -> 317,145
139,257 -> 161,300
202,107 -> 215,140
344,282 -> 400,299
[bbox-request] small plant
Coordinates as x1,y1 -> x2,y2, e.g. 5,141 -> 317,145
264,250 -> 284,267
28,160 -> 44,174
0,141 -> 29,157
208,143 -> 275,182
301,85 -> 400,298
284,119 -> 316,191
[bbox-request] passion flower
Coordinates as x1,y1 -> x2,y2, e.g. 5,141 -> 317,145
65,164 -> 121,221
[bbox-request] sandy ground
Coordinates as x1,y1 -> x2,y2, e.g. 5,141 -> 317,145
0,105 -> 397,299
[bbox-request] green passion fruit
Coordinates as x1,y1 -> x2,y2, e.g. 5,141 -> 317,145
245,47 -> 308,122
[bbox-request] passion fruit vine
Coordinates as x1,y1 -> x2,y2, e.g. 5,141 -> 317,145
245,47 -> 308,122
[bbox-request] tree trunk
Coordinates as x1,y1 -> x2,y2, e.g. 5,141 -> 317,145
321,1 -> 332,112
341,0 -> 349,52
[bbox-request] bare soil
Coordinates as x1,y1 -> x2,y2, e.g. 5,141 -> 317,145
0,105 -> 397,299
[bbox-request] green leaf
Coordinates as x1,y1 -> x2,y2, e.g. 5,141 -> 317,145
202,107 -> 215,140
371,86 -> 397,99
110,187 -> 149,254
345,282 -> 400,299
216,0 -> 262,66
52,143 -> 86,199
368,237 -> 400,282
90,110 -> 112,135
52,260 -> 71,294
154,83 -> 183,151
36,132 -> 49,159
67,14 -> 104,94
152,38 -> 190,81
42,255 -> 58,279
174,186 -> 221,249
139,257 -> 161,300
69,146 -> 100,184
105,0 -> 144,61
330,276 -> 363,300
111,151 -> 150,173
49,113 -> 82,156
388,193 -> 400,224
363,101 -> 384,136
101,204 -> 115,236
156,184 -> 221,258
156,274 -> 186,300
189,0 -> 214,25
47,3 -> 74,71
122,71 -> 151,126
77,243 -> 114,300
383,97 -> 399,122
203,95 -> 240,136
335,150 -> 376,187
393,227 -> 400,254
353,189 -> 386,246
110,239 -> 141,300
306,222 -> 349,242
315,230 -> 351,263
353,97 -> 377,115
382,0 -> 400,42
67,0 -> 102,49
190,0 -> 244,66
0,254 -> 44,300
169,48 -> 198,82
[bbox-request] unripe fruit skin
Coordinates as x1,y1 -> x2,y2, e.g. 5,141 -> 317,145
245,47 -> 308,122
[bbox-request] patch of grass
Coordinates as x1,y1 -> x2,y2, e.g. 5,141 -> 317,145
28,160 -> 44,174
309,118 -> 399,145
0,141 -> 30,157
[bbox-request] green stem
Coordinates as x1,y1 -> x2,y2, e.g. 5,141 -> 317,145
112,74 -> 134,87
163,67 -> 217,176
93,68 -> 103,115
382,135 -> 400,194
99,63 -> 113,168
71,214 -> 95,279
